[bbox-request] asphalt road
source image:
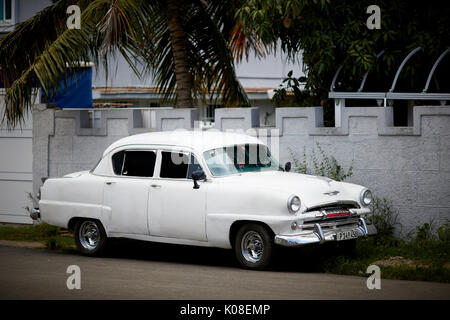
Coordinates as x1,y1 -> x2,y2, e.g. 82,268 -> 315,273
0,242 -> 449,300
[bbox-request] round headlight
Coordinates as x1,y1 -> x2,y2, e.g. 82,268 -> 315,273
361,189 -> 373,206
287,195 -> 301,214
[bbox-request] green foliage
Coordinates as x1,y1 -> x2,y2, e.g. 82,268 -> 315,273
236,1 -> 450,106
415,222 -> 434,242
272,70 -> 313,107
437,222 -> 450,242
412,220 -> 450,244
0,0 -> 249,127
44,236 -> 71,250
285,228 -> 450,283
368,197 -> 400,236
45,238 -> 57,250
0,223 -> 58,240
35,223 -> 60,237
271,69 -> 335,126
290,143 -> 353,181
0,223 -> 74,251
320,230 -> 450,283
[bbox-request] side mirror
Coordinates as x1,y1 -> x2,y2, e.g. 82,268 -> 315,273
192,170 -> 206,189
284,162 -> 291,172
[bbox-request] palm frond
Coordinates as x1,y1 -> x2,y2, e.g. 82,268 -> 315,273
1,0 -> 251,127
229,21 -> 265,63
1,0 -> 147,127
0,0 -> 92,127
143,0 -> 249,107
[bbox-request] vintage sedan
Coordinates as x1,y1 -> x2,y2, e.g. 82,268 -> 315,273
34,131 -> 376,269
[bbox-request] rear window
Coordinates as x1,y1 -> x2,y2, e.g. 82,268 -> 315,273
112,151 -> 125,174
112,150 -> 156,177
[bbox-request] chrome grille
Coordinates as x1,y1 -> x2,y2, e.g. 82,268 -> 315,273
305,202 -> 359,213
301,203 -> 361,231
302,217 -> 359,230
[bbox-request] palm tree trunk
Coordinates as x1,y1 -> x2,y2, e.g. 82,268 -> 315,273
166,0 -> 193,108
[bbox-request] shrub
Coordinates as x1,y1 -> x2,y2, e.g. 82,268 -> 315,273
414,222 -> 435,242
437,222 -> 450,242
290,143 -> 353,181
368,197 -> 400,236
412,220 -> 450,243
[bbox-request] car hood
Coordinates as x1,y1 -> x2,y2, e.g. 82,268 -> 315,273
215,170 -> 364,209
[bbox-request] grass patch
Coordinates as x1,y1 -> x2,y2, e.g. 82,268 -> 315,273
0,223 -> 75,251
321,234 -> 450,283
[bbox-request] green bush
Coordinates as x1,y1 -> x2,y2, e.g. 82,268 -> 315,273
437,222 -> 450,242
414,222 -> 434,242
290,143 -> 353,181
368,197 -> 400,236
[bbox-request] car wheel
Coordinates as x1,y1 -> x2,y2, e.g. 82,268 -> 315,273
234,224 -> 273,270
74,219 -> 107,256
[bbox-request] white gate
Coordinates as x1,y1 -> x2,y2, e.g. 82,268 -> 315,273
0,92 -> 33,224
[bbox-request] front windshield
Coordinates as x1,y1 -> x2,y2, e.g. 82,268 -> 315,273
203,144 -> 280,176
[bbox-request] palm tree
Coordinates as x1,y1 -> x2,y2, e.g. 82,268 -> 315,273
0,0 -> 250,127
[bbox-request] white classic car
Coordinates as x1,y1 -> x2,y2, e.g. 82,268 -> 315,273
33,131 -> 376,269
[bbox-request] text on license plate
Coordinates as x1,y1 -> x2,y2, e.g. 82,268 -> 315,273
336,230 -> 358,241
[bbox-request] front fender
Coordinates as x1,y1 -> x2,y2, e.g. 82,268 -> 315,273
206,213 -> 297,249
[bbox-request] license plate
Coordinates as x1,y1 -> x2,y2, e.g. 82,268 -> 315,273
336,229 -> 358,241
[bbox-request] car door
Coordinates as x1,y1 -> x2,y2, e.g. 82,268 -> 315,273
148,150 -> 207,241
102,149 -> 157,235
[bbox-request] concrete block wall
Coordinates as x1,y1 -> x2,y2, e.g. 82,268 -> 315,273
32,107 -> 199,194
32,105 -> 450,235
214,107 -> 260,130
274,106 -> 450,235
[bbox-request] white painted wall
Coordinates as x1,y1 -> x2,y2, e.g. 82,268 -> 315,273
92,49 -> 304,90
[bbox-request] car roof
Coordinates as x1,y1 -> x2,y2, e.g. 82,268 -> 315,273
103,131 -> 264,156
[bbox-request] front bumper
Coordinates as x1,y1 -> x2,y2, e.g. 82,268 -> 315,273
274,217 -> 376,247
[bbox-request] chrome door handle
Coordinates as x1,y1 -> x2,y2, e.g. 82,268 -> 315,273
106,182 -> 115,185
151,184 -> 161,189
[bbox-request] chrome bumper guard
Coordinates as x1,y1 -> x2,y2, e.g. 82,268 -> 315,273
30,208 -> 40,220
274,217 -> 377,247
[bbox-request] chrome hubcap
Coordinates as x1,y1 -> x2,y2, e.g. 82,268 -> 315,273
241,231 -> 264,263
79,221 -> 100,251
